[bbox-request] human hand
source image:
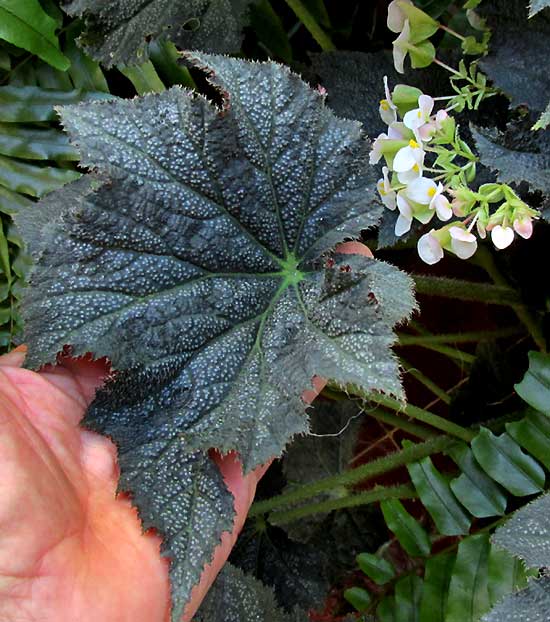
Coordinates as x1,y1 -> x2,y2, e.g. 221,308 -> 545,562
0,242 -> 372,622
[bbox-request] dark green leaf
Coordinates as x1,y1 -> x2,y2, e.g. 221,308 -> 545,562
34,59 -> 73,90
506,411 -> 550,470
0,122 -> 79,160
62,0 -> 259,67
344,587 -> 371,611
377,596 -> 397,622
481,576 -> 550,622
357,552 -> 396,585
0,153 -> 80,197
395,575 -> 422,622
487,547 -> 530,604
492,491 -> 550,567
515,352 -> 550,415
380,498 -> 431,557
0,0 -> 69,70
445,534 -> 491,622
20,56 -> 414,620
0,185 -> 32,215
471,428 -> 545,497
407,456 -> 471,535
64,22 -> 110,93
250,0 -> 292,63
195,563 -> 308,622
419,552 -> 455,622
448,442 -> 507,518
119,60 -> 165,95
471,125 -> 550,194
0,85 -> 113,122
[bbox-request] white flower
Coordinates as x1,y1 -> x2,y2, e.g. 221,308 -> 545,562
406,177 -> 452,221
513,216 -> 533,239
403,95 -> 434,132
387,0 -> 413,33
415,108 -> 448,142
395,192 -> 413,235
393,19 -> 411,74
393,139 -> 424,183
450,226 -> 477,259
418,230 -> 444,265
379,76 -> 397,125
369,132 -> 388,165
491,224 -> 514,249
388,122 -> 406,139
377,166 -> 396,210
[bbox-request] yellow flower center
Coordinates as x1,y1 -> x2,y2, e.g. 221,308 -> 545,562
417,110 -> 422,118
409,139 -> 419,149
380,99 -> 390,110
428,187 -> 437,198
412,163 -> 420,173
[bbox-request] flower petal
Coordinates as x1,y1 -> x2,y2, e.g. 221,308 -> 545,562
418,231 -> 443,264
395,213 -> 412,236
491,224 -> 514,249
450,226 -> 476,243
387,0 -> 410,33
418,94 -> 434,117
513,217 -> 533,239
433,194 -> 452,221
407,176 -> 436,204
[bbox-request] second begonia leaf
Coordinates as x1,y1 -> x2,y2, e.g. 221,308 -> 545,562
61,0 -> 258,67
19,54 -> 415,619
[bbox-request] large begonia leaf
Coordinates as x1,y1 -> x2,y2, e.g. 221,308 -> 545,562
61,0 -> 258,67
471,125 -> 550,195
481,576 -> 550,622
480,0 -> 550,115
492,491 -> 550,568
529,0 -> 550,17
19,55 -> 415,619
195,563 -> 308,622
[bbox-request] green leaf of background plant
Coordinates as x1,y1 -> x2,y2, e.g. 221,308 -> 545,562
471,428 -> 545,497
419,552 -> 454,622
445,534 -> 491,622
380,498 -> 431,557
407,455 -> 471,535
0,0 -> 69,70
506,411 -> 550,469
448,442 -> 507,518
515,352 -> 550,414
18,55 -> 415,619
357,552 -> 396,585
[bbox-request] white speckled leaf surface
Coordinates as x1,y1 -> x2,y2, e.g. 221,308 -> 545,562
19,55 -> 415,619
62,0 -> 257,66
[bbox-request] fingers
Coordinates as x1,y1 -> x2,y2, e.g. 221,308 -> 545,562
0,344 -> 27,368
40,354 -> 111,408
335,240 -> 374,258
181,451 -> 273,621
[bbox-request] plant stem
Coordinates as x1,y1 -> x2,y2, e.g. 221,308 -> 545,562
398,327 -> 521,346
249,434 -> 457,516
411,342 -> 476,365
284,0 -> 336,51
355,390 -> 475,442
400,357 -> 452,404
413,275 -> 523,306
472,245 -> 547,352
434,58 -> 462,77
439,24 -> 466,41
269,484 -> 417,525
365,408 -> 436,440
